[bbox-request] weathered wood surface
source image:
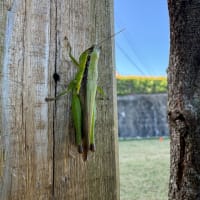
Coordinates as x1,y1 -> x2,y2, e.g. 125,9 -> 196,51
0,0 -> 6,191
0,0 -> 119,199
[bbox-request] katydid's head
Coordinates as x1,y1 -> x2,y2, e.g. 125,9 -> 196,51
84,45 -> 101,56
86,45 -> 101,60
92,45 -> 101,53
94,46 -> 101,57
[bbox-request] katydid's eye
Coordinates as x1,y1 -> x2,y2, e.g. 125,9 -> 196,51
53,72 -> 60,82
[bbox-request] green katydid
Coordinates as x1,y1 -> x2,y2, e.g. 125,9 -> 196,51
46,29 -> 124,161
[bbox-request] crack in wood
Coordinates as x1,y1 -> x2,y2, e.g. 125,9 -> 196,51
52,0 -> 58,197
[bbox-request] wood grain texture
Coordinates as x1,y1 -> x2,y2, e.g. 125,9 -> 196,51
1,0 -> 52,199
52,0 -> 119,199
0,0 -> 7,186
0,0 -> 119,199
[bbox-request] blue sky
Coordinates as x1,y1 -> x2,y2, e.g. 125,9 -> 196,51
114,0 -> 170,76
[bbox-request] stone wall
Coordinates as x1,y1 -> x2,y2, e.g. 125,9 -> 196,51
117,93 -> 168,138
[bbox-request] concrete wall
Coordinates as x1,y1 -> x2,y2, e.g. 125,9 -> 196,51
117,93 -> 168,138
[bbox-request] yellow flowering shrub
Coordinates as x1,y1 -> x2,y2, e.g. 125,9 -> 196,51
116,75 -> 167,95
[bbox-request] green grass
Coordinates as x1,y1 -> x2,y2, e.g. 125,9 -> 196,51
119,139 -> 170,200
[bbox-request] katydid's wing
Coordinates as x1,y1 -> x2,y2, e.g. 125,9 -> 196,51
82,47 -> 100,160
90,102 -> 96,152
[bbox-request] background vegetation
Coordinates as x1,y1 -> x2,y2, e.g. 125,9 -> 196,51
116,75 -> 167,95
119,139 -> 169,200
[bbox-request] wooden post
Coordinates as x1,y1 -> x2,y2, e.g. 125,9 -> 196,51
0,0 -> 119,199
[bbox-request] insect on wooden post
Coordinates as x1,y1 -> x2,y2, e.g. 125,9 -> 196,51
45,29 -> 124,161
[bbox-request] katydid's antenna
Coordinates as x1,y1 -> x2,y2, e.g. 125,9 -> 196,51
94,16 -> 98,44
97,28 -> 125,46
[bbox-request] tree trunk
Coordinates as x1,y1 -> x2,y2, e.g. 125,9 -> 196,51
0,0 -> 119,199
168,1 -> 200,199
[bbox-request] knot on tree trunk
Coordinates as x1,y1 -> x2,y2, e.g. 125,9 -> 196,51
168,109 -> 189,137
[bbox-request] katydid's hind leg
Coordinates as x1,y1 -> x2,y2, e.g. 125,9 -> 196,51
71,94 -> 83,153
90,102 -> 96,152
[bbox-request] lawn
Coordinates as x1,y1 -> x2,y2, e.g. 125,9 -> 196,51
119,138 -> 170,200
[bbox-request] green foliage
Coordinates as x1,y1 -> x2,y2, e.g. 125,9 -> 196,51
117,75 -> 167,95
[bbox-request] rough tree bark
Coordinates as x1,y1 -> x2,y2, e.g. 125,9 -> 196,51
0,0 -> 119,199
168,1 -> 200,199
